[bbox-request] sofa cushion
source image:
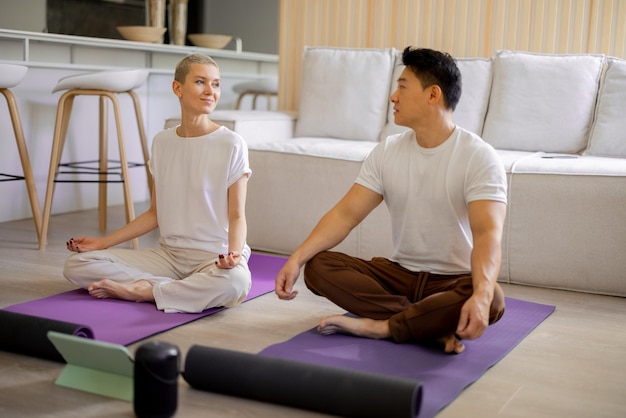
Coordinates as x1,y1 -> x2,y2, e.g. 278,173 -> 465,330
295,47 -> 394,142
482,50 -> 604,153
511,154 -> 626,176
454,57 -> 492,135
585,58 -> 626,158
378,50 -> 408,140
249,136 -> 376,162
379,51 -> 492,140
496,150 -> 540,173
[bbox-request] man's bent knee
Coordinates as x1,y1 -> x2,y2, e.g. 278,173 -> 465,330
303,251 -> 337,296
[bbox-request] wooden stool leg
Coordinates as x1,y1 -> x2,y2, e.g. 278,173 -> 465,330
128,91 -> 153,193
252,93 -> 259,110
235,91 -> 248,110
40,91 -> 75,249
1,89 -> 42,244
41,89 -> 144,250
98,96 -> 108,231
54,94 -> 75,171
109,93 -> 138,249
265,93 -> 272,110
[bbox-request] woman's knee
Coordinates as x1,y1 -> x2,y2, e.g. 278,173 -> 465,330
63,252 -> 90,284
223,266 -> 252,306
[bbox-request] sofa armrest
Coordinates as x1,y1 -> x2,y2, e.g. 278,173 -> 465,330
165,110 -> 297,143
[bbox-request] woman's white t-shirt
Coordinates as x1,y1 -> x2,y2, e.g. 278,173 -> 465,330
356,127 -> 507,274
149,126 -> 251,254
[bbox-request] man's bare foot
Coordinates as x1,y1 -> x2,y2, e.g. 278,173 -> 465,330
87,279 -> 155,303
317,316 -> 465,354
436,334 -> 465,354
317,315 -> 391,340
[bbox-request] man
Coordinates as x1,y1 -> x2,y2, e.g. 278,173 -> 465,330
63,54 -> 252,313
275,47 -> 507,353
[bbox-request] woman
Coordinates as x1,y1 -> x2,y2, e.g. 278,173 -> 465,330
64,54 -> 252,313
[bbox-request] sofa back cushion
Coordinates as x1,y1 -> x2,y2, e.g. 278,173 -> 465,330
585,57 -> 626,158
378,51 -> 409,140
482,50 -> 604,153
295,47 -> 394,142
453,57 -> 493,135
379,51 -> 492,141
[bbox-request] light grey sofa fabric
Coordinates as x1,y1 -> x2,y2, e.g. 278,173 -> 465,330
166,48 -> 626,297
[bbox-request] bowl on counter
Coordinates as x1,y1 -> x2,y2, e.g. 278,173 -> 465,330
116,26 -> 166,43
187,34 -> 233,49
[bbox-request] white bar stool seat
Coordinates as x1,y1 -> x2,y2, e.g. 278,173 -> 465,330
39,69 -> 151,250
0,64 -> 42,245
233,77 -> 278,110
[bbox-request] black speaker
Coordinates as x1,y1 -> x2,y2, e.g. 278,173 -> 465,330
134,341 -> 180,418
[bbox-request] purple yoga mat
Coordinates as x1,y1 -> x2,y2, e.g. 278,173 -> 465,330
259,297 -> 555,418
3,253 -> 284,346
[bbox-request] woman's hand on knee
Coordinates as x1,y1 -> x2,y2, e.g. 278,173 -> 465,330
215,251 -> 241,269
66,236 -> 104,253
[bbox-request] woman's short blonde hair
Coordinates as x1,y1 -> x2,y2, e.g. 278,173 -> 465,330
174,54 -> 219,83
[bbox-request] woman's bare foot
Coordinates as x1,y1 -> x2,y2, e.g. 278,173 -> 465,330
87,279 -> 154,303
437,334 -> 465,354
317,315 -> 391,340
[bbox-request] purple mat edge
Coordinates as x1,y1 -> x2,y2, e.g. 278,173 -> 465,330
2,253 -> 285,346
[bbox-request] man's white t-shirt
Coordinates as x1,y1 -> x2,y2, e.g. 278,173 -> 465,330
149,126 -> 251,254
356,127 -> 507,274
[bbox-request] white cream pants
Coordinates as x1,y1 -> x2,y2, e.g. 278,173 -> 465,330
63,246 -> 251,313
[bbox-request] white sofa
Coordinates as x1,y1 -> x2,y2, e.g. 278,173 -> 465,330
167,47 -> 626,297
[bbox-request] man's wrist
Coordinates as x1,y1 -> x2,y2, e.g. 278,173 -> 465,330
473,281 -> 494,301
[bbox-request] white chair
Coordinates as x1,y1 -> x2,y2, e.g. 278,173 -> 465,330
233,77 -> 278,110
39,69 -> 152,250
0,64 -> 42,245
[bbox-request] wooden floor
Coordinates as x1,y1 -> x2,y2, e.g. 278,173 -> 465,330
0,203 -> 625,418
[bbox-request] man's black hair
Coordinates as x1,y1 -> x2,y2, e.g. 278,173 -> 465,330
401,47 -> 462,111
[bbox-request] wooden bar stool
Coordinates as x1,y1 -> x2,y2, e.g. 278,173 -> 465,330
233,77 -> 278,110
39,69 -> 151,250
0,64 -> 42,245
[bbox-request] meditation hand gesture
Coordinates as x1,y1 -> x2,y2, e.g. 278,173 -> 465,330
215,251 -> 241,269
66,236 -> 105,253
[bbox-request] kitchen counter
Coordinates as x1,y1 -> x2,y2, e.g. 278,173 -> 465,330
0,28 -> 277,74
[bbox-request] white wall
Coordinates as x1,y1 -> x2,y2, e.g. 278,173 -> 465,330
202,0 -> 279,55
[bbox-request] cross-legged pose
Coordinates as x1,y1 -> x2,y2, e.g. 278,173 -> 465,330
275,47 -> 508,353
63,54 -> 252,313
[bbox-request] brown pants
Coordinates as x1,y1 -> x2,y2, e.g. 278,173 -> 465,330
304,251 -> 505,343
